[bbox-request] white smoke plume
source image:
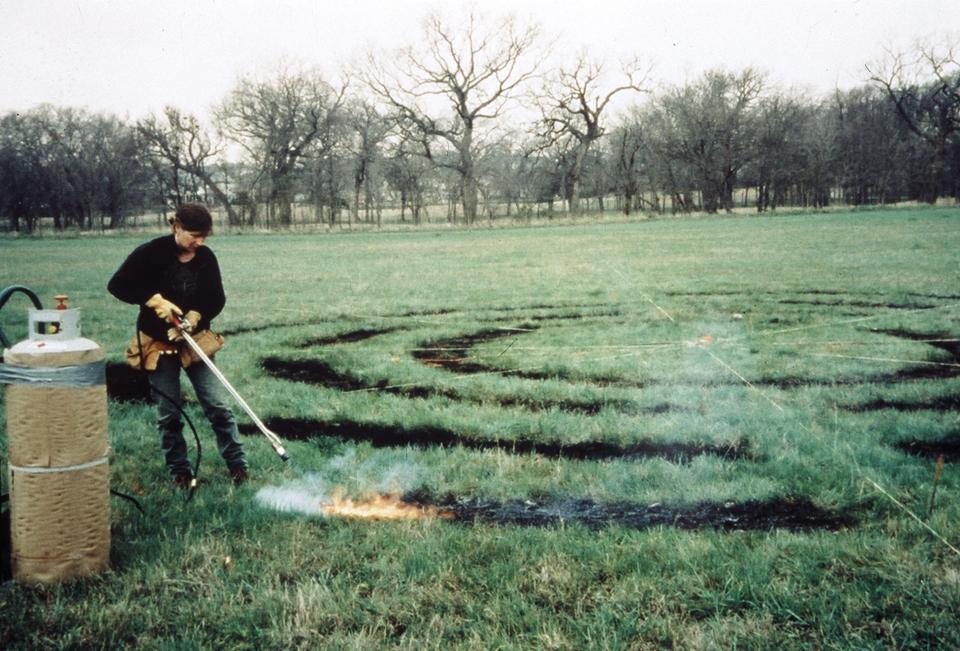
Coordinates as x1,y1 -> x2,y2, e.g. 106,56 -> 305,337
255,449 -> 423,515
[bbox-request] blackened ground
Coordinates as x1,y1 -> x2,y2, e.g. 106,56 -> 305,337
260,356 -> 654,414
295,327 -> 400,348
869,328 -> 960,381
260,358 -> 373,392
872,328 -> 960,357
412,328 -> 527,374
853,396 -> 960,412
403,492 -> 851,532
106,362 -> 152,403
414,325 -> 960,385
239,416 -> 750,463
259,349 -> 957,408
112,319 -> 960,470
895,438 -> 960,462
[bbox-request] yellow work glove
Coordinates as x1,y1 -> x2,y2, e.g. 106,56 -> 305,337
183,310 -> 201,332
145,293 -> 183,324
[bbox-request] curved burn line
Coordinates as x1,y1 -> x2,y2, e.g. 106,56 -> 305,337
239,417 -> 751,463
258,356 -> 655,414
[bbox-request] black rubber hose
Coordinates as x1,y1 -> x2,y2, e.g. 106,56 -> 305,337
0,287 -> 42,518
136,331 -> 202,503
0,285 -> 43,349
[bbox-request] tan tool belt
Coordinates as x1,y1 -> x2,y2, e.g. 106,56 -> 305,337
126,330 -> 225,370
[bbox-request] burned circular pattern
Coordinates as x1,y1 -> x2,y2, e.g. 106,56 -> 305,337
107,306 -> 960,461
105,301 -> 958,533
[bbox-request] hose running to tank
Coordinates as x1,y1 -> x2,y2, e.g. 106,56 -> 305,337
135,331 -> 203,503
0,286 -> 42,349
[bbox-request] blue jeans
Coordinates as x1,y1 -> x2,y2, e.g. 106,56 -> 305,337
149,353 -> 247,477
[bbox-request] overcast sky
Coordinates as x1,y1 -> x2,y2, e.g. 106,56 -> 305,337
1,0 -> 957,119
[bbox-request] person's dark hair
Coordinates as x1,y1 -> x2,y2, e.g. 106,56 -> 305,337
171,203 -> 213,236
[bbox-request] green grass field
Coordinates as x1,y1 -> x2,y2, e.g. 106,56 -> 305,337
2,206 -> 960,649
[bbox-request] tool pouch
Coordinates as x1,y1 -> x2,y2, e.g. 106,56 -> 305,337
126,330 -> 224,370
125,333 -> 177,371
179,329 -> 225,368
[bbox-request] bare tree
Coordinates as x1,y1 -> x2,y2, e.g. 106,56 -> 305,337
216,62 -> 345,226
534,51 -> 651,214
750,91 -> 809,211
829,86 -> 906,205
137,107 -> 240,224
867,36 -> 960,202
608,112 -> 647,215
657,68 -> 766,213
360,9 -> 547,224
88,114 -> 151,229
346,100 -> 392,226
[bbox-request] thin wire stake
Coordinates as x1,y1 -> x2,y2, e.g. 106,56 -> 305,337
702,333 -> 959,556
863,474 -> 960,556
929,454 -> 945,518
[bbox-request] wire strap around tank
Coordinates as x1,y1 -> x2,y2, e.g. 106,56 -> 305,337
9,457 -> 108,474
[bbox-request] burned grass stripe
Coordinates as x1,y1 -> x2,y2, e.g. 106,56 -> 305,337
221,303 -> 616,337
411,327 -> 960,387
412,328 -> 531,372
843,396 -> 960,412
257,354 -> 960,420
260,357 -> 374,392
666,288 -> 960,303
779,299 -> 941,310
259,356 -> 646,414
404,493 -> 851,533
105,362 -> 152,403
112,352 -> 960,412
895,438 -> 960,462
871,328 -> 960,358
240,416 -> 751,463
294,327 -> 402,348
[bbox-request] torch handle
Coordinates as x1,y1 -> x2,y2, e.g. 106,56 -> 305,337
173,316 -> 289,461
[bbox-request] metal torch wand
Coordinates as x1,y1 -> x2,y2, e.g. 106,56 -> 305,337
173,314 -> 289,461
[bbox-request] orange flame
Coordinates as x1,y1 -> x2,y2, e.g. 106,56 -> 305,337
321,493 -> 455,520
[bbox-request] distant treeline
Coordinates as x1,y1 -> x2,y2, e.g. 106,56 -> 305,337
1,12 -> 958,232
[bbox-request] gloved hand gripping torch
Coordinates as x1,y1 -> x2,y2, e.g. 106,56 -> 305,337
172,313 -> 290,462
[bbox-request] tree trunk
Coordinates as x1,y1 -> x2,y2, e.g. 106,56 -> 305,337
462,176 -> 478,225
195,169 -> 241,226
568,144 -> 587,215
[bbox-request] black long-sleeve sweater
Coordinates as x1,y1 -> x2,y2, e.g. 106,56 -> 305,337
108,234 -> 226,343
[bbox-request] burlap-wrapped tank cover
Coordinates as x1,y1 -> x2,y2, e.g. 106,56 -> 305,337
4,344 -> 110,583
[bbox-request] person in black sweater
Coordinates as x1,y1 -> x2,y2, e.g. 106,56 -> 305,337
109,204 -> 249,488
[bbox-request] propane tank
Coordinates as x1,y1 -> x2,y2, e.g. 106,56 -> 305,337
1,295 -> 109,583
